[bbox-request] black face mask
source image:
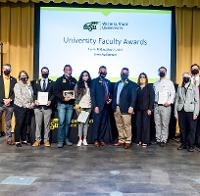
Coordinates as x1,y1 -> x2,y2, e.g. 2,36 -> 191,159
4,70 -> 11,76
42,73 -> 49,79
20,77 -> 28,82
191,69 -> 199,75
100,72 -> 107,78
183,77 -> 190,84
121,74 -> 128,81
159,72 -> 166,78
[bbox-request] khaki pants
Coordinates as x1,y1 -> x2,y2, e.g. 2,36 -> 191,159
114,106 -> 132,144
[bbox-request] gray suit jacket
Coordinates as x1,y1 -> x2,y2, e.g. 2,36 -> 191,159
175,83 -> 199,117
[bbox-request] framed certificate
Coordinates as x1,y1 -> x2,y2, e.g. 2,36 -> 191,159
37,92 -> 49,105
63,90 -> 75,99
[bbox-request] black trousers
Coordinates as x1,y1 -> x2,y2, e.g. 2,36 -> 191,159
178,110 -> 197,147
92,105 -> 112,143
195,116 -> 200,147
136,110 -> 151,144
14,105 -> 32,143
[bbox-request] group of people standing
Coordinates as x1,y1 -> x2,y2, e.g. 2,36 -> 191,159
0,63 -> 199,152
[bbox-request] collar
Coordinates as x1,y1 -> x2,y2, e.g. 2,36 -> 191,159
3,74 -> 10,80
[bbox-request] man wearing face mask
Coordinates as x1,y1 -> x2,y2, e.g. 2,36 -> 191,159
153,66 -> 175,147
32,67 -> 54,147
112,68 -> 137,149
91,65 -> 112,147
0,64 -> 17,144
175,72 -> 199,152
190,64 -> 200,150
54,64 -> 77,148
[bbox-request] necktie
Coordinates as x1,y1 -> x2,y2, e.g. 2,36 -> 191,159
102,79 -> 109,101
42,79 -> 46,91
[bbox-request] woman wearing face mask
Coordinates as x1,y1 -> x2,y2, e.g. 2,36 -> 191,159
135,73 -> 154,147
13,71 -> 34,147
74,71 -> 92,147
175,72 -> 199,152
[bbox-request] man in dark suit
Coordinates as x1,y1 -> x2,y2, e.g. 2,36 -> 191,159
91,65 -> 112,147
32,67 -> 54,147
0,64 -> 17,144
190,64 -> 200,150
112,67 -> 137,149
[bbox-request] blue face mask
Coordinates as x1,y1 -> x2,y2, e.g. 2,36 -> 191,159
121,74 -> 128,81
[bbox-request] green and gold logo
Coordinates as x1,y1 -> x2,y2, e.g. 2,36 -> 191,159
83,21 -> 99,32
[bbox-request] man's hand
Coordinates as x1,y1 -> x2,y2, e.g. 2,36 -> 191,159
128,107 -> 134,114
106,99 -> 112,104
147,110 -> 152,116
46,101 -> 51,106
3,99 -> 11,107
164,102 -> 171,107
64,97 -> 72,102
35,100 -> 40,106
193,115 -> 198,120
94,107 -> 99,114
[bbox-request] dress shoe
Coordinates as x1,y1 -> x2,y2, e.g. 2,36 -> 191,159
124,143 -> 131,149
100,141 -> 105,147
7,139 -> 15,145
16,142 -> 22,147
32,140 -> 40,147
114,142 -> 124,147
160,142 -> 166,147
177,144 -> 186,150
44,140 -> 50,147
94,141 -> 100,147
142,143 -> 147,148
21,141 -> 28,145
187,147 -> 194,152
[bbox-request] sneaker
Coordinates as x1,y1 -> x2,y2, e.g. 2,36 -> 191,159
32,140 -> 40,147
57,142 -> 64,148
65,139 -> 73,146
77,140 -> 82,147
44,140 -> 50,147
82,139 -> 88,146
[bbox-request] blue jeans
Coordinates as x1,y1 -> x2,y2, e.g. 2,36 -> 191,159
57,103 -> 74,144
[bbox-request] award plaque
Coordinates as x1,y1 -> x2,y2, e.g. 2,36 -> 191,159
63,90 -> 75,99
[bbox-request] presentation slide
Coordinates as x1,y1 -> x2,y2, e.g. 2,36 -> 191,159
39,7 -> 172,82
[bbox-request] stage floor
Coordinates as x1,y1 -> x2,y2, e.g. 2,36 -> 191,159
0,139 -> 200,196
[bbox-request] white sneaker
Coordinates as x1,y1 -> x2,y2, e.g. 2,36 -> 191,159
82,139 -> 88,146
77,140 -> 82,147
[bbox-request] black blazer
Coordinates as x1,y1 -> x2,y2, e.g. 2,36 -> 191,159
0,75 -> 17,107
135,84 -> 155,111
32,79 -> 54,109
91,77 -> 112,112
112,79 -> 137,113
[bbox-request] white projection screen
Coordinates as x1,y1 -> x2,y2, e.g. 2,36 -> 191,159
38,7 -> 173,82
